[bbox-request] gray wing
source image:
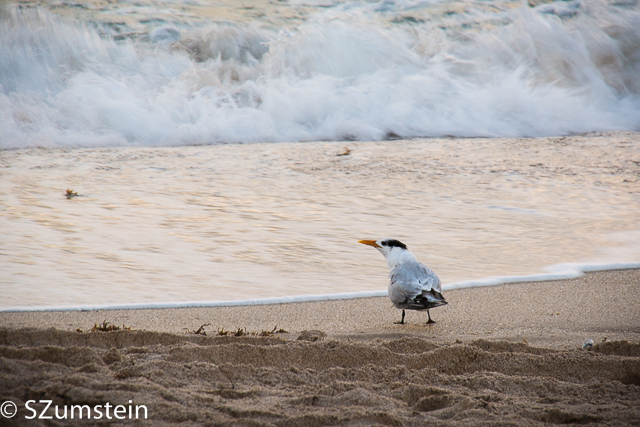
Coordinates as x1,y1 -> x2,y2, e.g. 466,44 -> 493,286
416,262 -> 441,293
391,262 -> 441,292
388,262 -> 445,310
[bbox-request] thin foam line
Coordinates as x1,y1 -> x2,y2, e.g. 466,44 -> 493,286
1,262 -> 638,312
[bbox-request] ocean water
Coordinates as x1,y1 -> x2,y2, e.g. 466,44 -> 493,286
2,0 -> 640,147
1,0 -> 639,310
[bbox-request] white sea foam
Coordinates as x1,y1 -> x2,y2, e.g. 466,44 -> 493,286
2,0 -> 640,148
1,262 -> 637,312
443,261 -> 640,290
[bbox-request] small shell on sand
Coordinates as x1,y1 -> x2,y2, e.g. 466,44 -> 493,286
582,339 -> 594,350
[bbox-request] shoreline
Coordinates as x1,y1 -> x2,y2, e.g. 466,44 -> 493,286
2,268 -> 638,350
1,268 -> 639,425
3,262 -> 639,313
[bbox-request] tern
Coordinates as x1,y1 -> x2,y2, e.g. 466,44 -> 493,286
359,238 -> 447,324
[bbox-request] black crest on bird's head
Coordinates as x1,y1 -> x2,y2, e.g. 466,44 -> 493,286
381,239 -> 407,250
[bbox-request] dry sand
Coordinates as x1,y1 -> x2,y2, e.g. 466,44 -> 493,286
1,269 -> 639,425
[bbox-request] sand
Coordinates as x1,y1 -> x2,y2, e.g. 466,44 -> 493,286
1,269 -> 639,425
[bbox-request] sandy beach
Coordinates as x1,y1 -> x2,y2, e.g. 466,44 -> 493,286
1,269 -> 639,425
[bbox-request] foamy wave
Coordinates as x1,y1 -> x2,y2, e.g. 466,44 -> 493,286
1,0 -> 640,148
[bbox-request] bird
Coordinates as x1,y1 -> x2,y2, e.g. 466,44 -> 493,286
358,238 -> 447,325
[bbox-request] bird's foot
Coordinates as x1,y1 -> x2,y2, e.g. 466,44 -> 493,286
393,320 -> 406,325
426,310 -> 435,324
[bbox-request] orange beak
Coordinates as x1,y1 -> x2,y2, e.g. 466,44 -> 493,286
358,239 -> 381,248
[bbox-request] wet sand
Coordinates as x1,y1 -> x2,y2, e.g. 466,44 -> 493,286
1,269 -> 639,425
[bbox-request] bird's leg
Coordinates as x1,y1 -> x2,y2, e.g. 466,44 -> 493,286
394,309 -> 406,325
426,310 -> 436,324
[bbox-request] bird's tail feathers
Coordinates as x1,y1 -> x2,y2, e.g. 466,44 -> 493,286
407,290 -> 447,310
